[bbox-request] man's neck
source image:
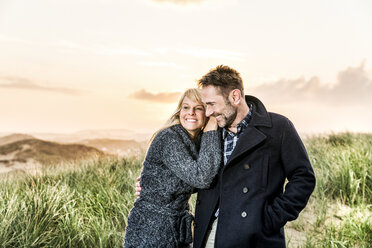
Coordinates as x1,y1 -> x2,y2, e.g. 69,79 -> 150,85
227,102 -> 250,133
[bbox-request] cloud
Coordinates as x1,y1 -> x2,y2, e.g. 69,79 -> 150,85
130,89 -> 181,103
152,0 -> 206,5
58,40 -> 151,57
138,61 -> 185,69
0,76 -> 82,95
154,47 -> 246,61
176,47 -> 246,61
0,36 -> 151,58
249,62 -> 372,106
247,62 -> 372,133
60,40 -> 246,62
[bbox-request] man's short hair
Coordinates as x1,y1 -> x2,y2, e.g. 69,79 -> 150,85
197,65 -> 244,97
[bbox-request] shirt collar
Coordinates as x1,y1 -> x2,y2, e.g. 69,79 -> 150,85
222,103 -> 253,139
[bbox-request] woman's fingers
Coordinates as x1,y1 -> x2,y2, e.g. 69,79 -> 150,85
135,179 -> 142,198
204,116 -> 218,132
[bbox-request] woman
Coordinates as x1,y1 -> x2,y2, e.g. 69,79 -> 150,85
124,88 -> 221,248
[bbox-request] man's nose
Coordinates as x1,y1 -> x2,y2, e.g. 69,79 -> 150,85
205,106 -> 213,117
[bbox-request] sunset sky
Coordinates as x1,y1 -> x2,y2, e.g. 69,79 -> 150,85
1,0 -> 371,135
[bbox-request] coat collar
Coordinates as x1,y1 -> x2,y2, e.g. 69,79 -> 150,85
224,95 -> 271,167
245,95 -> 272,128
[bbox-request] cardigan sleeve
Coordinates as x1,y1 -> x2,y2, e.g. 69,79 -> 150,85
161,130 -> 222,189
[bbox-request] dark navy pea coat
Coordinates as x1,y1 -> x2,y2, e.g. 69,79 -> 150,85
193,95 -> 316,248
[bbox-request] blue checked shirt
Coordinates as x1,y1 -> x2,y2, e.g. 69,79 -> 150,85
215,103 -> 253,218
222,103 -> 253,165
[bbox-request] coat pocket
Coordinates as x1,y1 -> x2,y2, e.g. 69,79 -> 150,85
262,201 -> 274,234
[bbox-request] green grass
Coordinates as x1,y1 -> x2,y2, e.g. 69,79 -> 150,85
286,132 -> 372,248
0,156 -> 142,248
0,132 -> 371,247
307,132 -> 372,206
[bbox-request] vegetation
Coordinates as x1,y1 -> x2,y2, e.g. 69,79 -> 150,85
0,133 -> 371,247
286,132 -> 372,247
0,156 -> 142,247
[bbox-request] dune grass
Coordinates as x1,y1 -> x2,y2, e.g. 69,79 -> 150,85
0,133 -> 371,247
286,132 -> 372,248
0,156 -> 142,248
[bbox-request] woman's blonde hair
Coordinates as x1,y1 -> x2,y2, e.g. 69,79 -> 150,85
148,88 -> 204,144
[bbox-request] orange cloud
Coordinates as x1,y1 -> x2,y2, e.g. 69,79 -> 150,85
130,89 -> 181,103
0,76 -> 81,95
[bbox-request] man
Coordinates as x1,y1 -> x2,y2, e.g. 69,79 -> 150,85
193,65 -> 316,247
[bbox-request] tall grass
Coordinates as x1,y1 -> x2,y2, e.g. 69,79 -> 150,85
286,132 -> 372,248
0,156 -> 142,247
0,133 -> 371,247
306,132 -> 372,206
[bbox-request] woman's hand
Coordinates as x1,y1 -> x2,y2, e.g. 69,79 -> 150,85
203,116 -> 218,132
135,176 -> 141,198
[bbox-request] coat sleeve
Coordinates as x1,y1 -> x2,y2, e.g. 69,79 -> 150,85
161,130 -> 222,189
263,118 -> 316,233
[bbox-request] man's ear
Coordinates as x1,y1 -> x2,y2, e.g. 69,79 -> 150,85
229,89 -> 242,105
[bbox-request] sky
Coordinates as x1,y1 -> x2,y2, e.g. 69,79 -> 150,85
0,0 -> 371,135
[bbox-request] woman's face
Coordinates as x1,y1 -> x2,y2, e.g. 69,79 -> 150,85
179,96 -> 206,138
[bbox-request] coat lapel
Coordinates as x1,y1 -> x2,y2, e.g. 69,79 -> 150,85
225,126 -> 266,167
224,95 -> 272,167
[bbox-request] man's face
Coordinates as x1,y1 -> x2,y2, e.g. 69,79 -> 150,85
201,85 -> 237,128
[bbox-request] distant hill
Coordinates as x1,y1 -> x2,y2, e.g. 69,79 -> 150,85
78,138 -> 146,156
0,133 -> 35,146
0,138 -> 104,167
30,129 -> 152,143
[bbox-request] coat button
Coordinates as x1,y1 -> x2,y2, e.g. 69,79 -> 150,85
243,187 -> 249,193
196,200 -> 200,205
244,163 -> 250,170
193,222 -> 197,228
241,211 -> 247,218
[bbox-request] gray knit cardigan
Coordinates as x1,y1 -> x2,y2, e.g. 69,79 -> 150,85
124,124 -> 221,248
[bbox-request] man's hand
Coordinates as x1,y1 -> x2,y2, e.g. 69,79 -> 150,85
135,176 -> 142,198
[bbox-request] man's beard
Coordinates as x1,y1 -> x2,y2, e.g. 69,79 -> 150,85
217,100 -> 237,128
